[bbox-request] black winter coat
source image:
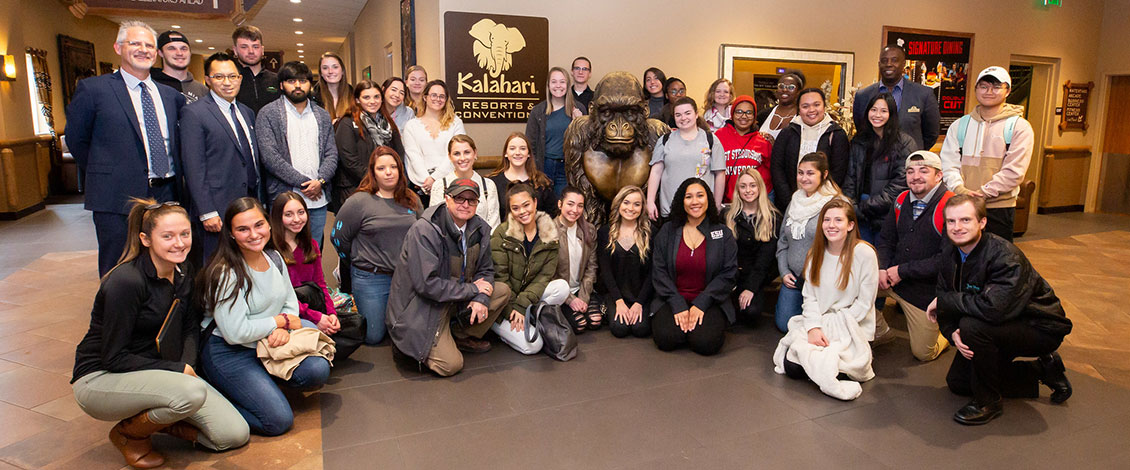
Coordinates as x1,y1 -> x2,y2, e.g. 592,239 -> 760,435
733,213 -> 779,294
876,184 -> 952,309
935,232 -> 1073,341
331,113 -> 405,212
770,121 -> 850,213
843,131 -> 916,223
652,220 -> 738,323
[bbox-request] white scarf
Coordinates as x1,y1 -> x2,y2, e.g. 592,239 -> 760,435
785,188 -> 835,240
795,113 -> 834,164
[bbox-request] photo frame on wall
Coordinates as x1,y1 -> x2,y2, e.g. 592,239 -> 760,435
400,0 -> 416,76
58,35 -> 97,107
719,44 -> 854,113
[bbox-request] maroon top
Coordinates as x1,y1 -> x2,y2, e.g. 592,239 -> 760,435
287,240 -> 336,324
675,237 -> 707,306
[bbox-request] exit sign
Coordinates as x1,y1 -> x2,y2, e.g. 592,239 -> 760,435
1045,0 -> 1061,5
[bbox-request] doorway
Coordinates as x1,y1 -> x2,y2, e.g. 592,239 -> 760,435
1097,75 -> 1130,215
1008,57 -> 1060,214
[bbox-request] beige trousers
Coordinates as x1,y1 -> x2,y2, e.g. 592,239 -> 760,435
882,288 -> 949,361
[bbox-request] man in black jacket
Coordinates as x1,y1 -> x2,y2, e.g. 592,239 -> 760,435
876,151 -> 953,359
927,195 -> 1072,425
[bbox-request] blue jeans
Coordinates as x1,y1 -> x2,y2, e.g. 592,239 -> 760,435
307,206 -> 328,249
350,267 -> 391,344
543,158 -> 567,195
774,278 -> 805,333
199,334 -> 330,436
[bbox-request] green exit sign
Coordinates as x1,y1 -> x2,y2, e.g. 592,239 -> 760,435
1045,0 -> 1061,5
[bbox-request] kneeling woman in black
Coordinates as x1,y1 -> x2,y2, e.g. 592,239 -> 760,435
651,178 -> 738,355
598,185 -> 654,338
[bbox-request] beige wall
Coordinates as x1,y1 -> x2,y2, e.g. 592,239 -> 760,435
0,0 -> 122,140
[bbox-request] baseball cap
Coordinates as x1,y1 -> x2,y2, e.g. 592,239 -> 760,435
976,66 -> 1011,87
445,177 -> 480,198
905,150 -> 943,171
157,31 -> 190,49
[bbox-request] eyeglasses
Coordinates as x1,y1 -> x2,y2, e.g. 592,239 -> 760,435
210,74 -> 242,82
976,83 -> 1007,93
734,109 -> 755,116
144,201 -> 181,211
452,196 -> 479,206
572,66 -> 590,72
428,93 -> 447,100
122,40 -> 156,51
668,88 -> 686,96
777,83 -> 798,92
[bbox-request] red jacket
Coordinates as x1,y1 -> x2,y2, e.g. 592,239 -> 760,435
715,123 -> 773,202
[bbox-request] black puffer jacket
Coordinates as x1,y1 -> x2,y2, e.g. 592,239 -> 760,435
935,232 -> 1072,340
843,131 -> 915,222
732,213 -> 779,294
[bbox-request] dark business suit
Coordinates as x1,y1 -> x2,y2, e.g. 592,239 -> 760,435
180,93 -> 261,259
64,71 -> 186,275
853,79 -> 941,151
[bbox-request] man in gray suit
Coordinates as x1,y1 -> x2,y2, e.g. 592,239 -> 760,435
256,61 -> 338,246
854,45 -> 941,151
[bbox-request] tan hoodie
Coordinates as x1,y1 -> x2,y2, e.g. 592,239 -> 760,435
939,103 -> 1033,208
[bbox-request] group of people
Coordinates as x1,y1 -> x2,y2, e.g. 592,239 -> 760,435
64,20 -> 1073,469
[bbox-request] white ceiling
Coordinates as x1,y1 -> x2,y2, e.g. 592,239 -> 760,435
102,0 -> 367,69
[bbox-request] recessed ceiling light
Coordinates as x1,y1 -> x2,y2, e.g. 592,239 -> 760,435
297,50 -> 304,53
295,31 -> 303,35
290,0 -> 300,3
299,55 -> 304,58
208,46 -> 215,50
171,25 -> 181,29
293,18 -> 303,22
296,43 -> 304,46
195,39 -> 203,43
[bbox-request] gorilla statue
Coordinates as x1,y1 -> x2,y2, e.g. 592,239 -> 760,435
565,72 -> 669,223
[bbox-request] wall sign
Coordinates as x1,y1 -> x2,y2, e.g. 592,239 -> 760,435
1059,81 -> 1093,132
882,26 -> 975,136
444,11 -> 548,123
76,0 -> 238,19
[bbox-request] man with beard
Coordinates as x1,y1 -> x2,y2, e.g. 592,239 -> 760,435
255,61 -> 338,246
64,20 -> 186,276
232,25 -> 279,114
927,195 -> 1073,425
853,45 -> 941,151
150,31 -> 208,103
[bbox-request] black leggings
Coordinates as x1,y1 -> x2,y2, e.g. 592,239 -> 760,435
651,302 -> 726,355
608,298 -> 652,338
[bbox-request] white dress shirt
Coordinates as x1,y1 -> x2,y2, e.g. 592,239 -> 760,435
121,71 -> 173,178
284,99 -> 327,209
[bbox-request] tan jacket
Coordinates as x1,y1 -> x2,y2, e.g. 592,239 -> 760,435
939,103 -> 1034,209
256,328 -> 335,380
554,216 -> 598,304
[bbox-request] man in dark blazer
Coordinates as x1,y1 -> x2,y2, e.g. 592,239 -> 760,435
180,52 -> 261,260
854,45 -> 941,151
65,21 -> 186,276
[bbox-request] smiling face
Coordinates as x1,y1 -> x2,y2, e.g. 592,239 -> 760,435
508,191 -> 537,228
673,103 -> 697,131
683,183 -> 708,221
231,208 -> 271,255
665,81 -> 687,102
737,174 -> 760,204
281,199 -> 308,236
448,141 -> 476,173
797,161 -> 825,195
205,59 -> 241,102
776,75 -> 802,105
140,213 -> 192,266
384,80 -> 405,108
644,71 -> 663,96
357,87 -> 382,114
159,40 -> 191,71
822,207 -> 854,245
798,91 -> 826,126
906,165 -> 942,198
868,98 -> 890,130
115,27 -> 158,75
619,191 -> 643,222
733,101 -> 755,133
558,192 -> 585,224
446,190 -> 479,225
373,154 -> 400,193
505,136 -> 530,169
945,201 -> 986,250
425,83 -> 447,112
713,82 -> 733,107
320,57 -> 342,85
407,70 -> 428,96
878,47 -> 905,84
548,69 -> 568,99
975,80 -> 1010,108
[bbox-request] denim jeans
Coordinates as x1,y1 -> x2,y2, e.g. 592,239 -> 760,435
351,266 -> 392,345
543,158 -> 567,195
307,206 -> 328,249
199,334 -> 330,436
774,278 -> 805,333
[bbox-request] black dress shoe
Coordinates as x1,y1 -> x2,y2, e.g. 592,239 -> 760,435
1038,352 -> 1072,404
953,400 -> 1003,425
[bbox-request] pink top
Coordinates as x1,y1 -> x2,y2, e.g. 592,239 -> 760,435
288,240 -> 336,323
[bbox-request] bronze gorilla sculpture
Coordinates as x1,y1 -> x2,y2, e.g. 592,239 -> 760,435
565,72 -> 669,223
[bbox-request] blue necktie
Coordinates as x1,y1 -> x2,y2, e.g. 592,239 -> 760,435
230,103 -> 258,189
139,83 -> 170,177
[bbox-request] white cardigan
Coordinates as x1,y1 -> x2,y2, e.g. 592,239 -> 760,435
400,116 -> 467,187
773,242 -> 878,400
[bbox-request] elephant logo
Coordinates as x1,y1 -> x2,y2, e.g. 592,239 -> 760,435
469,19 -> 526,78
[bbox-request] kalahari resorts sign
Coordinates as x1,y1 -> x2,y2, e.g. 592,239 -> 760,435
444,12 -> 548,123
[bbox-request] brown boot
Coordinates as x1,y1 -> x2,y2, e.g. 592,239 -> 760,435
162,420 -> 200,444
108,411 -> 167,469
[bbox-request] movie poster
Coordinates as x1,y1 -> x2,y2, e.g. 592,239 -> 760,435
882,27 -> 974,135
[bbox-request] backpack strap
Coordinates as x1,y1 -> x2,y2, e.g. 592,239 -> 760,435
932,191 -> 955,235
1003,115 -> 1020,151
706,131 -> 714,149
894,190 -> 909,225
660,132 -> 670,147
955,115 -> 972,155
265,249 -> 287,276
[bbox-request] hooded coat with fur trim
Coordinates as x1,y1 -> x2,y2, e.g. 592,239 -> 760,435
491,211 -> 560,315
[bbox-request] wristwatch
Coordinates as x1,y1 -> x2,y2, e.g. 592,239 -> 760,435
317,178 -> 326,185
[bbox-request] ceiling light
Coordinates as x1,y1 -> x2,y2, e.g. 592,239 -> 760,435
296,43 -> 304,46
208,47 -> 215,50
171,25 -> 181,29
297,50 -> 304,53
299,55 -> 304,58
195,39 -> 203,43
290,0 -> 300,3
293,18 -> 303,22
295,31 -> 303,35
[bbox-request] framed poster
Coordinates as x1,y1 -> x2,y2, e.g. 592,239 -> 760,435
882,26 -> 974,135
57,35 -> 97,107
401,0 -> 416,77
443,11 -> 549,123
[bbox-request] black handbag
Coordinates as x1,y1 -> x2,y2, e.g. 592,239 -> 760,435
525,301 -> 577,362
294,282 -> 365,360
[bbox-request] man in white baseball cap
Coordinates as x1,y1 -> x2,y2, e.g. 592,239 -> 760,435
937,66 -> 1033,242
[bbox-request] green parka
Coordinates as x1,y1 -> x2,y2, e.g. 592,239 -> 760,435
491,211 -> 559,316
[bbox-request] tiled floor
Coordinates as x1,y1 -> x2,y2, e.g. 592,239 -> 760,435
0,204 -> 1128,469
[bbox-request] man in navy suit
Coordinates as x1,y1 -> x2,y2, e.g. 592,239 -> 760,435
180,52 -> 261,260
65,21 -> 186,276
854,45 -> 941,151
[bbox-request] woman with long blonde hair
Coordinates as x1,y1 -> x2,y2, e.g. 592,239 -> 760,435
598,185 -> 654,338
724,169 -> 780,326
526,66 -> 587,194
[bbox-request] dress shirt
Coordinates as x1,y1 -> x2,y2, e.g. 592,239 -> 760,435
121,71 -> 173,178
284,99 -> 326,209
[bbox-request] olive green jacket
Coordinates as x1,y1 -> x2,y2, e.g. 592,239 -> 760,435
491,212 -> 560,316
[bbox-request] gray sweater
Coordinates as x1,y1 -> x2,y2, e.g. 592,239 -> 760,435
776,215 -> 819,279
254,97 -> 339,202
331,192 -> 421,292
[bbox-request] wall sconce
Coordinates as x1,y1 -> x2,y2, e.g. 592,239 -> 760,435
1,55 -> 16,81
